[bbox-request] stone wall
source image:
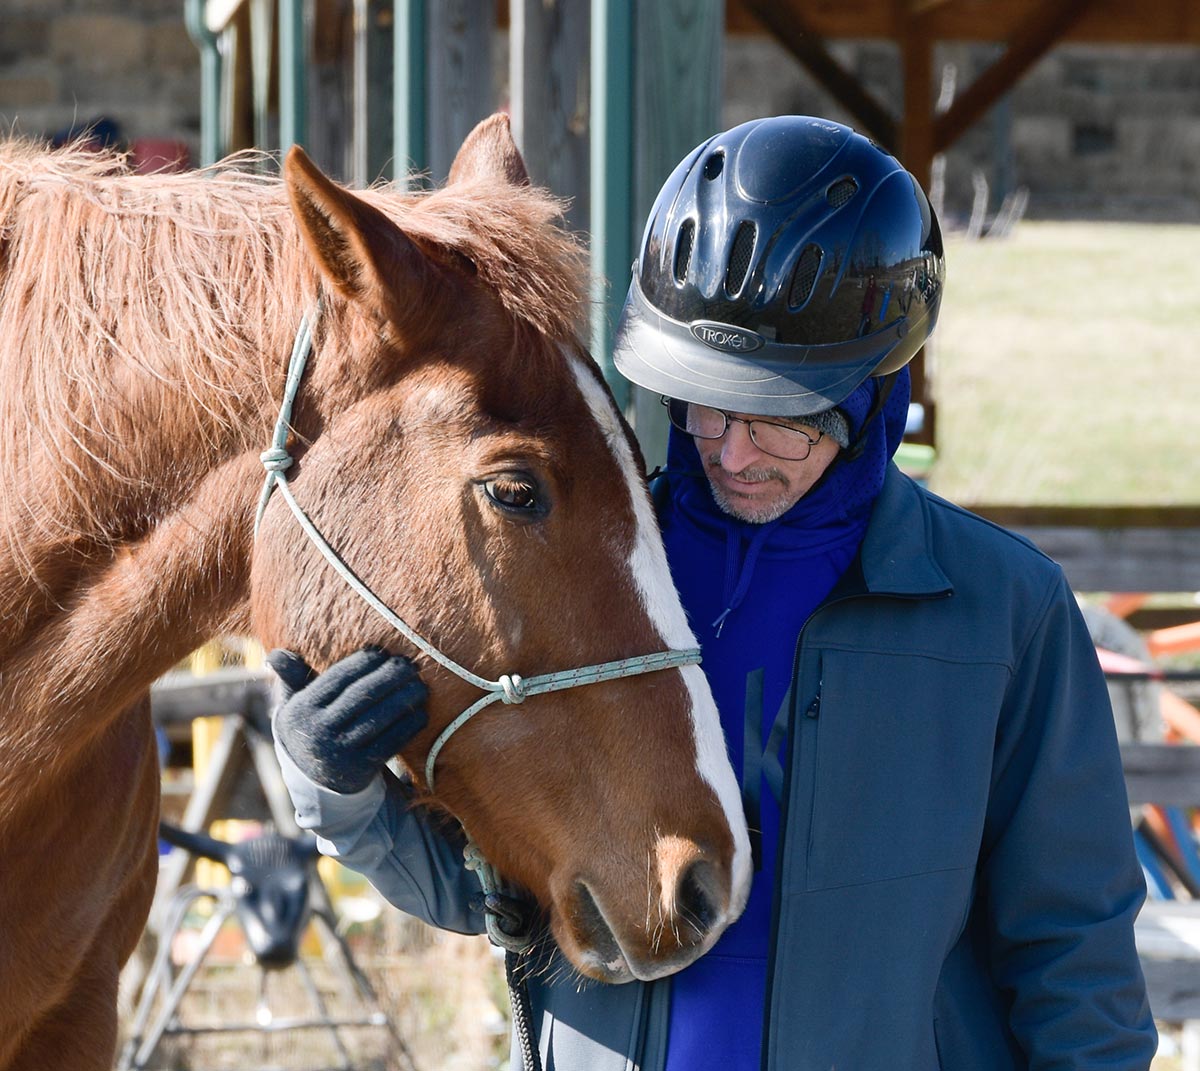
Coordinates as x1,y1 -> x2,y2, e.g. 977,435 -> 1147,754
0,0 -> 200,164
1,4 -> 1197,222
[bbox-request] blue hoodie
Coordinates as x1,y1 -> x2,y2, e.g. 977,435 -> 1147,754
661,371 -> 911,1071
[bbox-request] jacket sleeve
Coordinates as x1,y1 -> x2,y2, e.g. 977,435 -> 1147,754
980,569 -> 1156,1068
274,729 -> 487,936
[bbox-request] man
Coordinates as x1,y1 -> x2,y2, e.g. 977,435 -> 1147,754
271,116 -> 1156,1069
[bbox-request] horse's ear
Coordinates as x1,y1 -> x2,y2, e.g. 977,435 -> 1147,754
448,113 -> 531,188
284,145 -> 442,327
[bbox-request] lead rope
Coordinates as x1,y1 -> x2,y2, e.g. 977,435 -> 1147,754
506,950 -> 542,1071
464,843 -> 542,1071
258,314 -> 700,1071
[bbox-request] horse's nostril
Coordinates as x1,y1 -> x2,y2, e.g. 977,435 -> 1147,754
573,882 -> 623,961
677,860 -> 721,938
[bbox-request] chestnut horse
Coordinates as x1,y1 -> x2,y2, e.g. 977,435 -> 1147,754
0,115 -> 751,1069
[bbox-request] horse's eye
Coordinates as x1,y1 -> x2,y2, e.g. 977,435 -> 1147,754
483,476 -> 539,512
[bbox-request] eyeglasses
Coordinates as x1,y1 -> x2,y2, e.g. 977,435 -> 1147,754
662,397 -> 823,461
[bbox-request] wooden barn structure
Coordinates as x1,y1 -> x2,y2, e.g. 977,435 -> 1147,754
185,0 -> 1200,592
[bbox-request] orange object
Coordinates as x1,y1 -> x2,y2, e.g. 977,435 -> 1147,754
1104,592 -> 1149,619
1143,804 -> 1176,851
1147,620 -> 1200,659
1161,689 -> 1200,745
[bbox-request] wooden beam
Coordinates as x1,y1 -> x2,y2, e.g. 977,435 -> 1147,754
896,0 -> 936,445
1122,743 -> 1200,808
352,0 -> 395,186
726,0 -> 1200,46
590,0 -> 635,410
896,1 -> 934,191
969,505 -> 1200,529
966,507 -> 1200,593
629,0 -> 726,467
510,0 -> 590,234
742,0 -> 897,151
150,668 -> 272,725
425,0 -> 495,183
933,0 -> 1096,153
1008,526 -> 1200,593
909,0 -> 953,13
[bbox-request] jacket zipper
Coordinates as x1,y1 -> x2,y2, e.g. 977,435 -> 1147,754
758,608 -> 825,1071
758,584 -> 952,1071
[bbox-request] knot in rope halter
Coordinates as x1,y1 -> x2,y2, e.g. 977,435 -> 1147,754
257,311 -> 702,956
498,674 -> 527,704
259,446 -> 293,473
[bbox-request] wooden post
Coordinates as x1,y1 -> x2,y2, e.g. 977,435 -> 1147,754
590,0 -> 635,411
353,0 -> 395,186
510,0 -> 590,234
628,0 -> 725,468
425,0 -> 495,183
393,0 -> 427,187
897,2 -> 936,446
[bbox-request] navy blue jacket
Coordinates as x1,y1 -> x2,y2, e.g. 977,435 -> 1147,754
278,464 -> 1156,1070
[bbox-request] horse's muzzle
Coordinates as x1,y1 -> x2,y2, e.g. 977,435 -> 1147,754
561,846 -> 734,984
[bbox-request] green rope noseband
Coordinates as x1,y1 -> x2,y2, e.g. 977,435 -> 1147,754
256,313 -> 703,800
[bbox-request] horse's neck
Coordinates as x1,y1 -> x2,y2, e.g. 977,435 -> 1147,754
0,327 -> 284,645
0,445 -> 263,803
0,363 -> 274,708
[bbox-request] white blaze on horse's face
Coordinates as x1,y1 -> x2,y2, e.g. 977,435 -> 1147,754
566,355 -> 753,979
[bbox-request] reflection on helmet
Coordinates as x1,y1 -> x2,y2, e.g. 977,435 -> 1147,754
613,116 -> 945,417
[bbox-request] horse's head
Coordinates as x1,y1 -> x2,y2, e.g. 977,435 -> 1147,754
250,116 -> 751,983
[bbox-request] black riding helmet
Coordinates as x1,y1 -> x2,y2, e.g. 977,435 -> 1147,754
612,116 -> 945,417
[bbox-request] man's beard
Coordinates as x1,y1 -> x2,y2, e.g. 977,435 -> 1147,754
703,456 -> 795,524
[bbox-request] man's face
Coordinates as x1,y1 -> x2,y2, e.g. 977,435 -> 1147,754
697,411 -> 841,524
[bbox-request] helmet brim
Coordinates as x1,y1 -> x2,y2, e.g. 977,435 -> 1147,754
612,278 -> 925,418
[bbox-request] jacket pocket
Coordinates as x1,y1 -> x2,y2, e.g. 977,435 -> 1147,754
804,649 -> 1008,890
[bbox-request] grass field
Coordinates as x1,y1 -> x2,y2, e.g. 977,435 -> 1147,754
927,221 -> 1200,507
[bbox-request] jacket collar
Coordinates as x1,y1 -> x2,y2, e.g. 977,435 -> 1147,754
854,465 -> 953,598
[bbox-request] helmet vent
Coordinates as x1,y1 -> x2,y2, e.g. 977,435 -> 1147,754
674,219 -> 696,283
725,221 -> 756,296
787,244 -> 823,309
826,177 -> 858,208
703,152 -> 724,180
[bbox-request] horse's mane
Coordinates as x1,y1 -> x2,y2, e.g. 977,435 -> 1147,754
0,140 -> 588,571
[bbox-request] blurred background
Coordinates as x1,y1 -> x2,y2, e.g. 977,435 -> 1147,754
3,2 -> 1199,1068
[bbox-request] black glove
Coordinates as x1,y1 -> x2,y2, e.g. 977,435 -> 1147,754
268,646 -> 428,794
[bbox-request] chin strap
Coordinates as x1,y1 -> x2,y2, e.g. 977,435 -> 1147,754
844,370 -> 901,461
